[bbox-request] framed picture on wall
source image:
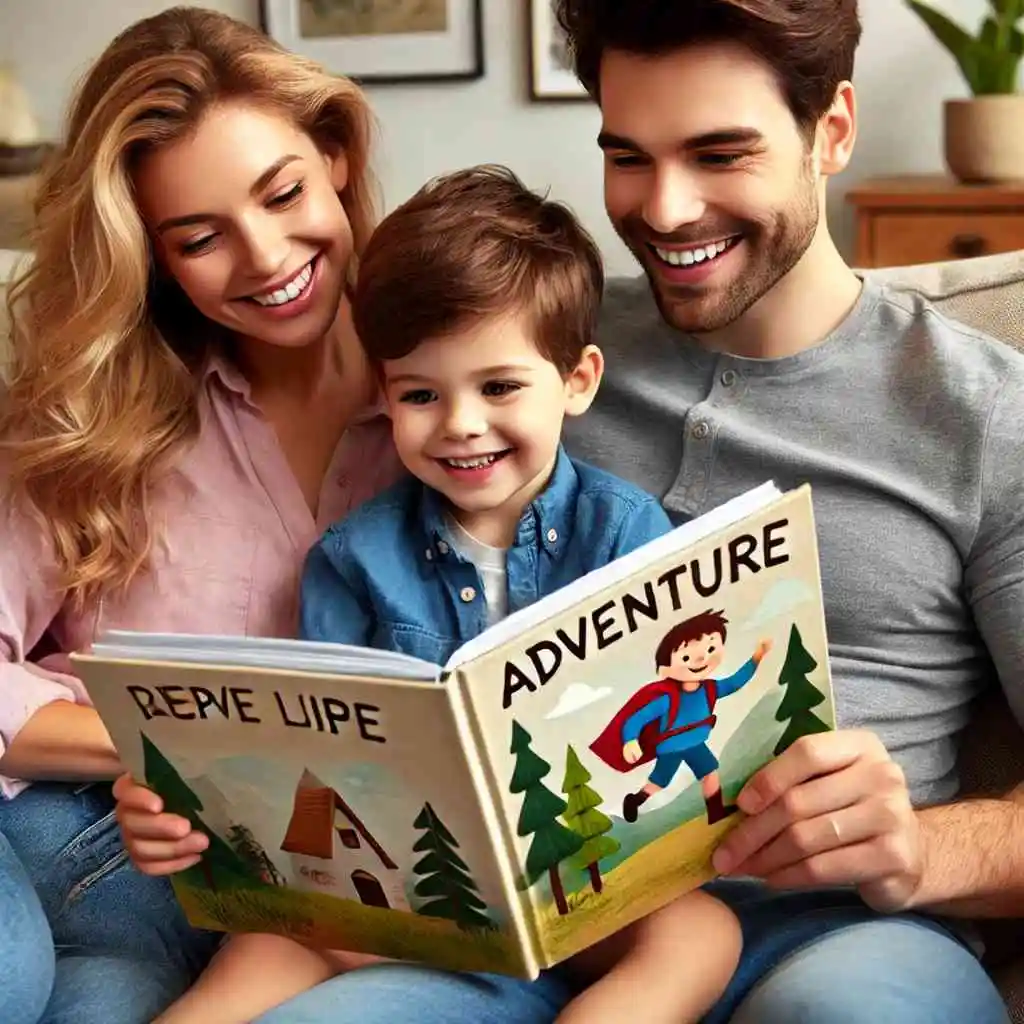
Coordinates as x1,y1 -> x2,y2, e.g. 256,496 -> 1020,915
260,0 -> 484,84
528,0 -> 588,101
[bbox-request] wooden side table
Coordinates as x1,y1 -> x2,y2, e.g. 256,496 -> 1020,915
846,174 -> 1024,268
0,173 -> 39,251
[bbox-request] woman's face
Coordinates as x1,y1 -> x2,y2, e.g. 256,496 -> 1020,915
134,100 -> 353,349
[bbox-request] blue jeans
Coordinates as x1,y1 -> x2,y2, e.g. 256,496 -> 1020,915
0,781 -> 221,1024
256,880 -> 1008,1023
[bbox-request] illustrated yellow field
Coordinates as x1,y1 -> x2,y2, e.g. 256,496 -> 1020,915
533,813 -> 740,965
174,881 -> 524,976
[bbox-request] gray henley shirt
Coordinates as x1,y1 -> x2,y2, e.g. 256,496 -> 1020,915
563,275 -> 1024,808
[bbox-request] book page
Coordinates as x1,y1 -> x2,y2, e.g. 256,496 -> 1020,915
453,486 -> 834,968
446,481 -> 781,672
72,652 -> 531,977
91,632 -> 441,682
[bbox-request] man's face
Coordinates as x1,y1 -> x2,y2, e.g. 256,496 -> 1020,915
661,632 -> 725,685
598,41 -> 820,334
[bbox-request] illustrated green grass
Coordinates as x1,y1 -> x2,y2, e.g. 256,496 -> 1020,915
173,881 -> 524,975
529,811 -> 739,964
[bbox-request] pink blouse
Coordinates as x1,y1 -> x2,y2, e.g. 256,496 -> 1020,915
0,356 -> 403,796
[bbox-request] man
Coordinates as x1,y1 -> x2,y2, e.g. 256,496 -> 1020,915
556,1 -> 1024,1021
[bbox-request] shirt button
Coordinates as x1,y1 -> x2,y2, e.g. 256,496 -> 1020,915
425,548 -> 433,561
459,586 -> 476,603
692,421 -> 710,440
437,541 -> 450,555
547,528 -> 558,543
721,369 -> 737,387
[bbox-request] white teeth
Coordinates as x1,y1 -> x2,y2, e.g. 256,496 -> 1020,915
252,260 -> 314,307
654,238 -> 733,267
445,454 -> 498,469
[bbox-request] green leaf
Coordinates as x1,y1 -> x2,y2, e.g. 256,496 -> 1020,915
906,0 -> 985,92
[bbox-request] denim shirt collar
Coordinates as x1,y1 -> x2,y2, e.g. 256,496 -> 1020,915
418,445 -> 578,561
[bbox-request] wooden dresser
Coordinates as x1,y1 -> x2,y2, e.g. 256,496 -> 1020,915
846,174 -> 1024,269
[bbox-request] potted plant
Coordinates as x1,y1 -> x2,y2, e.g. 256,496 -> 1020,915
905,0 -> 1024,182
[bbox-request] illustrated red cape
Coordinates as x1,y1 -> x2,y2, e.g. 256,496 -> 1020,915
589,678 -> 718,773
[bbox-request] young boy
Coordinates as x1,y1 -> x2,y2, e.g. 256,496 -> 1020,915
152,167 -> 741,1024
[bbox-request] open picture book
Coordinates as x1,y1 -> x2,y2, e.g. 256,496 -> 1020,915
72,481 -> 835,979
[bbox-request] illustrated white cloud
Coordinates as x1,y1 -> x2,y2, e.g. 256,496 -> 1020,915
744,578 -> 815,630
545,682 -> 613,719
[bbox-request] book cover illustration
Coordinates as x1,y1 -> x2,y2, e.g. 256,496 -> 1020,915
83,666 -> 529,976
453,485 -> 835,967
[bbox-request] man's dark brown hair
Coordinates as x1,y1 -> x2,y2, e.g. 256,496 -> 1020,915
554,0 -> 861,131
656,610 -> 729,669
353,164 -> 603,375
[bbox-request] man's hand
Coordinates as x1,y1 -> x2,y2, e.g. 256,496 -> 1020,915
622,739 -> 643,764
752,638 -> 773,665
710,729 -> 923,912
113,772 -> 209,875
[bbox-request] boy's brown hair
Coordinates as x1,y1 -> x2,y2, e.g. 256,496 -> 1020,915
352,164 -> 603,375
655,610 -> 729,669
554,0 -> 861,133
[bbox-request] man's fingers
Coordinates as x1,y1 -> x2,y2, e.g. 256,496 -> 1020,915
736,728 -> 889,815
714,756 -> 906,874
722,796 -> 900,879
761,830 -> 919,896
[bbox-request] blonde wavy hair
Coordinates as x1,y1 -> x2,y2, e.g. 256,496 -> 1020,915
0,6 -> 378,603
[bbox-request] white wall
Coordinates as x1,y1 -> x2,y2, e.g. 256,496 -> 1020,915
1,0 -> 993,272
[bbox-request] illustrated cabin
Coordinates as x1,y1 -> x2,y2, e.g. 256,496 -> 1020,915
280,768 -> 409,911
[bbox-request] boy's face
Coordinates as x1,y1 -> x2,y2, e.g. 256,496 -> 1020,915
382,312 -> 601,542
660,632 -> 725,684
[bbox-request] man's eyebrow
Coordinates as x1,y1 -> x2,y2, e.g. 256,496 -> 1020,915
156,154 -> 303,233
597,127 -> 765,153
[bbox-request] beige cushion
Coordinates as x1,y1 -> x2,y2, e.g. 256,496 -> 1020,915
863,250 -> 1024,349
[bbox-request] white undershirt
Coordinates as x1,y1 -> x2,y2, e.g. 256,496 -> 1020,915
443,514 -> 509,626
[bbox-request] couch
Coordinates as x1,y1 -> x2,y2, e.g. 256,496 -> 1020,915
2,247 -> 1024,1015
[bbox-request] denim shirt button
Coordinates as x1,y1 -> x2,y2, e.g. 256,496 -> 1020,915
424,548 -> 433,561
546,528 -> 558,543
437,541 -> 450,555
459,586 -> 476,603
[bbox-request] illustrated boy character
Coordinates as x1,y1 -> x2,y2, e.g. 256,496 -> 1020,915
591,609 -> 772,824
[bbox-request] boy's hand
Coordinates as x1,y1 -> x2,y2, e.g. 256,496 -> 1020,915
622,739 -> 643,764
113,771 -> 209,875
753,638 -> 773,664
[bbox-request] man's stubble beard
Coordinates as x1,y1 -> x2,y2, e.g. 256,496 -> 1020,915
617,168 -> 820,336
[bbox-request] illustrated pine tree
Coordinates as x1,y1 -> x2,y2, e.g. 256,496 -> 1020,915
508,721 -> 584,916
774,624 -> 831,755
140,734 -> 253,891
227,823 -> 284,886
411,802 -> 493,931
560,744 -> 620,894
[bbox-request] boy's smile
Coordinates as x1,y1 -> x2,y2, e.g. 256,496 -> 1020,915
382,311 -> 601,547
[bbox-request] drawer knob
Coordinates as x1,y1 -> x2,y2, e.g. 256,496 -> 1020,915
950,233 -> 986,259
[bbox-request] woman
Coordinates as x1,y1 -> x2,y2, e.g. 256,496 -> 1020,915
0,8 -> 574,1023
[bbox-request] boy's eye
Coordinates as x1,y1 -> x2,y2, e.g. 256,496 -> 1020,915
398,389 -> 436,405
707,645 -> 715,653
482,381 -> 521,397
268,182 -> 305,208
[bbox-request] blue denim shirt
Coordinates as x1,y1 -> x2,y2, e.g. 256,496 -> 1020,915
299,446 -> 673,665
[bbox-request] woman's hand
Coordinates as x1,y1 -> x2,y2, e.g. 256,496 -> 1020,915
113,771 -> 209,875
